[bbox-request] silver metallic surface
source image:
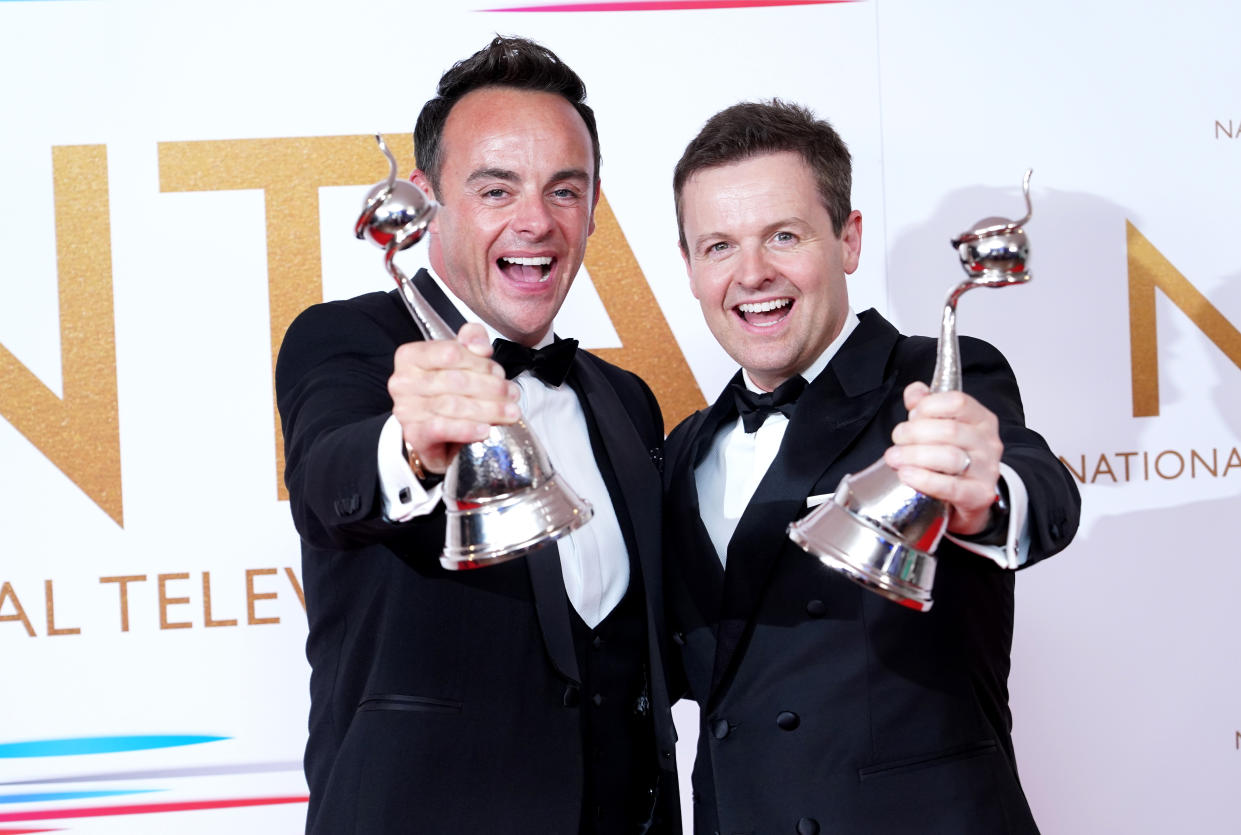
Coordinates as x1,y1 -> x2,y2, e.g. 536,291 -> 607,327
354,135 -> 592,570
789,171 -> 1034,612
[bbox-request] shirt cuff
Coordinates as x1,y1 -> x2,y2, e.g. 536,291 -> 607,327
378,414 -> 442,522
943,462 -> 1030,570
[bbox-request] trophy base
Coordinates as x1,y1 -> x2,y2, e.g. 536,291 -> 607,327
440,478 -> 593,571
788,500 -> 936,612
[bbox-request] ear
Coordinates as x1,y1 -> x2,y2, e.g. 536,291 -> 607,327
840,209 -> 863,275
411,169 -> 436,203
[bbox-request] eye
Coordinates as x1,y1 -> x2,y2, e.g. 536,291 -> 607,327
772,231 -> 797,245
483,187 -> 509,199
549,187 -> 582,204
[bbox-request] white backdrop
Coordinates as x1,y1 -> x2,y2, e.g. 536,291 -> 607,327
2,1 -> 1239,832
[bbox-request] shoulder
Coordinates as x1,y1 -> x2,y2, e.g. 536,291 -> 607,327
277,290 -> 414,382
888,331 -> 1014,382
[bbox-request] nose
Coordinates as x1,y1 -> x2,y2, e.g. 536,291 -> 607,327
737,243 -> 776,289
512,193 -> 554,240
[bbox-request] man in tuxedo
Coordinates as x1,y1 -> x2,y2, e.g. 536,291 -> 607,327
276,37 -> 678,834
663,100 -> 1080,834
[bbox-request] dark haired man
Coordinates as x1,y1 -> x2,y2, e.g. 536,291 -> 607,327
277,37 -> 678,834
663,100 -> 1079,834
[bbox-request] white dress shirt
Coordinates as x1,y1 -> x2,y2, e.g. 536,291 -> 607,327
694,309 -> 1030,571
377,271 -> 628,628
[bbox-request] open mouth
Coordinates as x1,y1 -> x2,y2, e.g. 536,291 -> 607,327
736,298 -> 792,327
498,255 -> 553,283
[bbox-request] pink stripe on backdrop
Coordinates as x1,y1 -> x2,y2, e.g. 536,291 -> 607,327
484,0 -> 860,11
0,796 -> 307,823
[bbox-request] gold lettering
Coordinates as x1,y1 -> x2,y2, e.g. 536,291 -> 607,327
1217,120 -> 1235,139
1090,453 -> 1117,483
1115,451 -> 1138,481
44,579 -> 80,636
0,146 -> 122,524
284,566 -> 306,613
100,574 -> 146,632
585,193 -> 705,432
202,571 -> 238,628
158,572 -> 192,630
1225,447 -> 1241,476
1190,448 -> 1217,477
1128,221 -> 1241,417
246,568 -> 280,625
0,582 -> 36,637
1060,455 -> 1086,483
1154,449 -> 1184,479
159,135 -> 414,501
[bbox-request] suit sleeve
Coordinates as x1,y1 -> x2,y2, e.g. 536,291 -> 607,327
276,299 -> 436,550
959,337 -> 1081,568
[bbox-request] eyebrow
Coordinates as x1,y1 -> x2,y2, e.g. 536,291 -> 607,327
465,167 -> 592,186
691,217 -> 811,250
467,167 -> 519,184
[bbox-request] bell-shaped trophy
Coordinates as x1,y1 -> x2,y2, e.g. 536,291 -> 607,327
787,170 -> 1034,612
354,135 -> 592,571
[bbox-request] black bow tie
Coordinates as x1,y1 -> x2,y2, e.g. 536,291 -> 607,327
731,375 -> 807,432
492,337 -> 579,387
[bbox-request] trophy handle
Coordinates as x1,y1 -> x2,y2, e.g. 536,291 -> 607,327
930,169 -> 1034,393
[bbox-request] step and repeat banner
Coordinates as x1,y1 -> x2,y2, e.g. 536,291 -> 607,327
1,1 -> 1237,832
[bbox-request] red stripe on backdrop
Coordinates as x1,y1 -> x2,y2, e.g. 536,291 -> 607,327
0,828 -> 63,834
484,0 -> 860,11
0,796 -> 308,823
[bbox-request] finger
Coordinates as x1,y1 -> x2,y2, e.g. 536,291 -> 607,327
885,461 -> 997,519
457,323 -> 496,359
884,443 -> 977,477
390,363 -> 518,407
394,338 -> 504,379
902,381 -> 930,412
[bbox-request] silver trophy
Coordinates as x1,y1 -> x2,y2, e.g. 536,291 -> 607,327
355,134 -> 592,571
787,170 -> 1034,612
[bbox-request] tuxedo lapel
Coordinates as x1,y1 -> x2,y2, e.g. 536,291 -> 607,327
709,311 -> 902,698
567,355 -> 662,614
671,390 -> 740,626
527,541 -> 580,685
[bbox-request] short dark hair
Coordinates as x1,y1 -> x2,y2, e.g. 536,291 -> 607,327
414,36 -> 601,196
673,100 -> 853,250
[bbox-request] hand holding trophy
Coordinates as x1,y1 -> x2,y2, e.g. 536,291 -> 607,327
355,135 -> 592,571
788,171 -> 1034,611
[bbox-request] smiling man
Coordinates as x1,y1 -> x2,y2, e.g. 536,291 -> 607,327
662,100 -> 1080,834
276,37 -> 679,835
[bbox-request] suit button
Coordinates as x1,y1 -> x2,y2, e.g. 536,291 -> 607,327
710,719 -> 730,740
1050,522 -> 1062,539
805,599 -> 827,618
591,693 -> 605,707
672,631 -> 686,645
592,635 -> 605,649
562,685 -> 580,707
776,711 -> 800,731
796,817 -> 820,835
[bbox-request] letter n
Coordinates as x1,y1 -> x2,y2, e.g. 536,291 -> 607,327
1127,221 -> 1241,417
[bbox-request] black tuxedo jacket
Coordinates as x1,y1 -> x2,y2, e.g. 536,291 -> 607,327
664,310 -> 1080,835
276,280 -> 679,834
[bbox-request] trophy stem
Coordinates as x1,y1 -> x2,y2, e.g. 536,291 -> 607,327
384,242 -> 456,342
930,296 -> 962,394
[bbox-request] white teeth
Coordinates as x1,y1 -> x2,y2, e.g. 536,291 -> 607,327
501,256 -> 553,266
738,299 -> 791,314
